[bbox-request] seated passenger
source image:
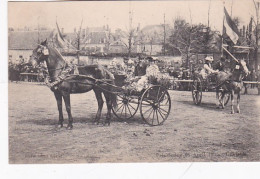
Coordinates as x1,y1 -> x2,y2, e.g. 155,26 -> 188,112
200,56 -> 218,79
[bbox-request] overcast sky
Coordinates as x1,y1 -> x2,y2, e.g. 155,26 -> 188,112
8,0 -> 255,33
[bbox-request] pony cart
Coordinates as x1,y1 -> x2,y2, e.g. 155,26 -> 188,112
30,40 -> 171,129
110,74 -> 172,126
191,72 -> 230,106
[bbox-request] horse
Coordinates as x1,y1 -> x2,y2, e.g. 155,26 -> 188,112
215,59 -> 249,114
30,39 -> 117,129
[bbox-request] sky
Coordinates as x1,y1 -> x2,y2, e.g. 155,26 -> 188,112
8,0 -> 255,33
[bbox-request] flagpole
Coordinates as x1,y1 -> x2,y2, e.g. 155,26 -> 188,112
221,1 -> 225,57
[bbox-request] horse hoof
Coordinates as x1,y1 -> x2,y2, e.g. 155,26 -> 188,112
57,124 -> 63,128
58,124 -> 63,129
231,111 -> 234,114
66,125 -> 73,130
237,110 -> 240,113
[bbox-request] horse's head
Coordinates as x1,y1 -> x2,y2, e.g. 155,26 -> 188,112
239,59 -> 250,78
30,39 -> 49,67
230,59 -> 250,82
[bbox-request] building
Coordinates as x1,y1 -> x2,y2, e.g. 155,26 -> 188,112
81,26 -> 110,54
8,30 -> 52,63
109,40 -> 127,54
134,24 -> 171,55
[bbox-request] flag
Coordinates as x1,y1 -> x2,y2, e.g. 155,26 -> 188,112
223,7 -> 240,44
55,22 -> 76,50
56,22 -> 68,49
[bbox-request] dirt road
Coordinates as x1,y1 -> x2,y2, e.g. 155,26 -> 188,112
9,83 -> 260,163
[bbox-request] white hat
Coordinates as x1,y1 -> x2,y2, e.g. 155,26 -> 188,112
205,56 -> 213,62
128,59 -> 134,64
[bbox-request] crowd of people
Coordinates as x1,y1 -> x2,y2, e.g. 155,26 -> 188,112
8,54 -> 259,93
8,56 -> 47,82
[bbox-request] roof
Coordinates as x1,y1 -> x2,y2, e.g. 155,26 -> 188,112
84,31 -> 109,44
8,30 -> 52,50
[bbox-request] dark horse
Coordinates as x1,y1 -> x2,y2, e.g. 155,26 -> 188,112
215,59 -> 249,114
30,39 -> 117,129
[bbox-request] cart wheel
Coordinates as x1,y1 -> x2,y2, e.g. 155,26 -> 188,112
112,94 -> 139,120
191,77 -> 202,105
218,91 -> 230,106
140,85 -> 171,126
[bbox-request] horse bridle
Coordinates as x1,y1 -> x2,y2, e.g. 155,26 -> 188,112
32,46 -> 66,72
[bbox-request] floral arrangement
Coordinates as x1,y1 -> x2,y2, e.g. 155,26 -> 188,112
108,59 -> 127,75
147,73 -> 171,88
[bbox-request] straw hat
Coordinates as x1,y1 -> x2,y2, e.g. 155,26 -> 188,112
205,56 -> 213,62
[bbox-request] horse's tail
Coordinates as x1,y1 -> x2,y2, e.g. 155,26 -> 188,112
102,66 -> 117,108
110,90 -> 117,109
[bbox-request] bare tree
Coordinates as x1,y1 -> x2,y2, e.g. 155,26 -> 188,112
75,19 -> 83,64
167,17 -> 215,68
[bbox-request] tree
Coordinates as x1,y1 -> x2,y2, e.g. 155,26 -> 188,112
166,17 -> 215,68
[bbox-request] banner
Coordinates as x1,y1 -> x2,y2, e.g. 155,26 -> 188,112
223,7 -> 239,45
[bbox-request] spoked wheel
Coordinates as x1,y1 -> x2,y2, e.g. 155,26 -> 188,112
191,77 -> 202,105
140,85 -> 171,126
112,94 -> 139,120
218,91 -> 230,106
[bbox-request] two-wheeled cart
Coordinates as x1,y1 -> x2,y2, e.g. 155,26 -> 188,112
191,74 -> 230,106
111,74 -> 171,126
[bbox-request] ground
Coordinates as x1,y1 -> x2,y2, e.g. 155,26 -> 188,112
8,82 -> 260,163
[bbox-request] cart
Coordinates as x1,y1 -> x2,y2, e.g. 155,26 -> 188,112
191,74 -> 230,106
111,74 -> 171,126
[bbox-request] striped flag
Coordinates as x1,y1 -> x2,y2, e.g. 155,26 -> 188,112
55,22 -> 76,50
223,7 -> 240,44
56,22 -> 68,49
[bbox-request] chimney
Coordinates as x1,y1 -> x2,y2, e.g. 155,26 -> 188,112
74,28 -> 76,33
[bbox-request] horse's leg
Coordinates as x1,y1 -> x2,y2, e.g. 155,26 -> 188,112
216,89 -> 220,108
103,92 -> 112,126
231,90 -> 235,114
93,88 -> 103,125
244,84 -> 248,94
220,91 -> 225,109
62,92 -> 73,129
54,90 -> 64,128
237,90 -> 241,113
